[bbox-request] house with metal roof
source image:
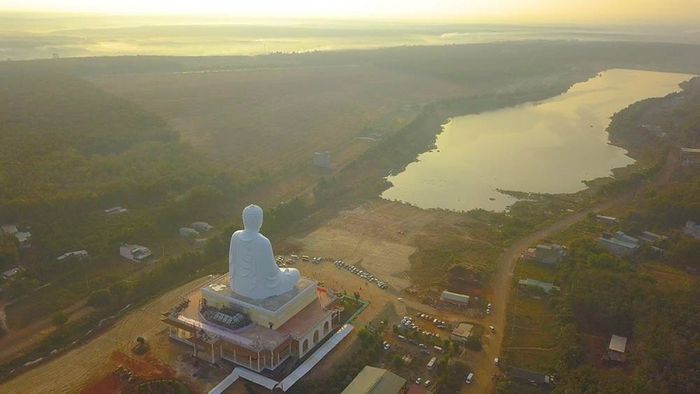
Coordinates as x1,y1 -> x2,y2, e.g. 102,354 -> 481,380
342,366 -> 407,394
518,278 -> 560,294
450,322 -> 475,342
440,290 -> 470,306
598,232 -> 640,257
604,334 -> 628,362
534,243 -> 567,265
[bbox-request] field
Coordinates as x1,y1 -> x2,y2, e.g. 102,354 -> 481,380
90,65 -> 471,180
502,260 -> 561,373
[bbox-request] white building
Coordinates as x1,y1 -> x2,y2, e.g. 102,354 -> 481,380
179,227 -> 200,238
312,151 -> 331,169
684,221 -> 700,239
57,250 -> 89,261
105,206 -> 128,215
1,225 -> 31,248
1,224 -> 18,235
2,266 -> 24,280
605,334 -> 628,362
680,148 -> 700,166
440,290 -> 470,306
191,221 -> 214,232
639,231 -> 668,244
119,243 -> 152,262
594,215 -> 619,225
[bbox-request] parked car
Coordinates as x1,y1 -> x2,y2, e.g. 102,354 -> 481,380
465,372 -> 474,384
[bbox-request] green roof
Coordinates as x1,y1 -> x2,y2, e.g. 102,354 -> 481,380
342,366 -> 406,394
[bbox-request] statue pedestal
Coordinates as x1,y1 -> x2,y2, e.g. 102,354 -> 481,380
201,275 -> 319,330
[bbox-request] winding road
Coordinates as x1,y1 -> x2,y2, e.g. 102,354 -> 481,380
468,152 -> 677,393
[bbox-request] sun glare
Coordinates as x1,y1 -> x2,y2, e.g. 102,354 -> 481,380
1,0 -> 699,24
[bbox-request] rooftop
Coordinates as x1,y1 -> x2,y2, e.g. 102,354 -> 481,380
168,280 -> 329,351
608,334 -> 627,353
599,236 -> 639,250
518,278 -> 559,293
341,366 -> 406,394
440,290 -> 469,304
451,322 -> 474,339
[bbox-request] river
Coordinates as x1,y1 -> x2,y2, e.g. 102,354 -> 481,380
381,69 -> 694,212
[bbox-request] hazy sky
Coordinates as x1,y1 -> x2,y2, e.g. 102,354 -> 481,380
1,0 -> 699,24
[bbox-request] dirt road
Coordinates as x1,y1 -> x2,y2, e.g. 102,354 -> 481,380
467,153 -> 677,393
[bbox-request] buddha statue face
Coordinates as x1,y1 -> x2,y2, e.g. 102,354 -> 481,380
242,204 -> 263,233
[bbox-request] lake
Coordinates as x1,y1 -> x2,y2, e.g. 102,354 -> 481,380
381,69 -> 694,212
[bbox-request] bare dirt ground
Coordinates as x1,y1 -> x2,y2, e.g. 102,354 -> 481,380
293,200 -> 489,383
0,275 -> 216,394
294,200 -> 467,291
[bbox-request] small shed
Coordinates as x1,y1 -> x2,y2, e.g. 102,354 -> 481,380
179,227 -> 200,238
312,151 -> 332,169
120,243 -> 152,262
684,221 -> 700,239
594,215 -> 619,225
57,250 -> 89,261
2,266 -> 24,280
534,243 -> 566,265
440,290 -> 470,306
450,323 -> 474,342
341,366 -> 406,394
680,147 -> 700,166
191,221 -> 213,232
518,278 -> 560,294
1,224 -> 18,235
605,334 -> 628,362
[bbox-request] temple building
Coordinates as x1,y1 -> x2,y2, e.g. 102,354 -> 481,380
162,205 -> 336,372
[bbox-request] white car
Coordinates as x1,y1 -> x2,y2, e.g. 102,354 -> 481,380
465,372 -> 474,384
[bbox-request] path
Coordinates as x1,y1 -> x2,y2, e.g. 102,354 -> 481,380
467,152 -> 677,393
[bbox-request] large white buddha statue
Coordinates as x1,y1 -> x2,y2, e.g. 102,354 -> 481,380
229,204 -> 300,299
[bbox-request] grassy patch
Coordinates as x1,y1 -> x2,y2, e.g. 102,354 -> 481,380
515,260 -> 558,283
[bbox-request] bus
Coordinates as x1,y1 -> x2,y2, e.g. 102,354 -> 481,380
427,356 -> 437,369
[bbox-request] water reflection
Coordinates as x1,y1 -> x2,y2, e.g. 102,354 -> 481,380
382,69 -> 693,212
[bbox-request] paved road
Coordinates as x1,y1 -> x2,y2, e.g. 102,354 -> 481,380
467,153 -> 677,393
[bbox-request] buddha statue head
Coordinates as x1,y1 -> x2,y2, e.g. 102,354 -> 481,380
242,204 -> 263,233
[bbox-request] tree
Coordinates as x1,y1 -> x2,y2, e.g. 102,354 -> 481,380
392,354 -> 404,368
109,280 -> 130,303
51,312 -> 68,327
0,235 -> 18,271
88,288 -> 112,308
464,336 -> 483,351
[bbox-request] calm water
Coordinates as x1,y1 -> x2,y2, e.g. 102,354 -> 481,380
382,69 -> 694,212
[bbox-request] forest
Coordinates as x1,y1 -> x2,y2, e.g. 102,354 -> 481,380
0,63 -> 244,335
